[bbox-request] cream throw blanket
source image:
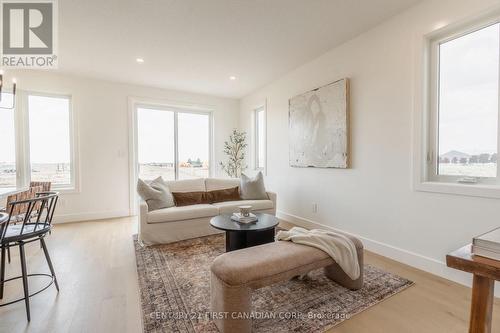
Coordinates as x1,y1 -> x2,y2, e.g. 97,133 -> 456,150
275,227 -> 360,280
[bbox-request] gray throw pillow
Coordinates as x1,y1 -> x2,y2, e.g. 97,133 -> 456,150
137,177 -> 175,211
240,172 -> 268,200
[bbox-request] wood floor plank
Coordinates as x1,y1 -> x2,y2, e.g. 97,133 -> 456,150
0,217 -> 497,332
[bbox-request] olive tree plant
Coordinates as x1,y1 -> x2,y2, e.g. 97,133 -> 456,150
219,129 -> 247,178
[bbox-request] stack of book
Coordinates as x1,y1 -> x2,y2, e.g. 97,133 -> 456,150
472,227 -> 500,260
231,212 -> 258,224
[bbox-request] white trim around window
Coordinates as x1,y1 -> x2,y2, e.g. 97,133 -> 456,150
128,96 -> 215,215
0,90 -> 79,197
413,7 -> 500,199
254,104 -> 266,172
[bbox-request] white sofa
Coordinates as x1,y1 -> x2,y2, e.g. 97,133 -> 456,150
139,178 -> 277,245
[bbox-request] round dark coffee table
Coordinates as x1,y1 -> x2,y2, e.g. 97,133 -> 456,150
210,213 -> 279,252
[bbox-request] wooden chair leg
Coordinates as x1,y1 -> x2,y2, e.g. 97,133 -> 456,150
19,243 -> 30,322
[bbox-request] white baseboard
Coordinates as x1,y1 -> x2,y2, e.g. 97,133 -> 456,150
53,209 -> 131,224
277,210 -> 500,297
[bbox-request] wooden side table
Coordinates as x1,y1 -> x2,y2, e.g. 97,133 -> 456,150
447,244 -> 500,333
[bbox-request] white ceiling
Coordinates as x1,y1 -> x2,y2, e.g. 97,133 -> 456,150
58,0 -> 420,98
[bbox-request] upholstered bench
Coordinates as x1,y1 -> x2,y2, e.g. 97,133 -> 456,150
210,235 -> 364,333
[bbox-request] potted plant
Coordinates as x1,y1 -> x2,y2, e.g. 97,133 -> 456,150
220,129 -> 247,178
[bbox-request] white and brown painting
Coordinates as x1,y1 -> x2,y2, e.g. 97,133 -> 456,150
289,78 -> 349,168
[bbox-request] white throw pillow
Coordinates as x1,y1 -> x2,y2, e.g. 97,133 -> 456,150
240,172 -> 268,200
137,177 -> 175,211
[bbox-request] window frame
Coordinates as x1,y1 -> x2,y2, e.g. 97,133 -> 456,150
254,105 -> 266,171
131,99 -> 213,178
427,19 -> 500,186
414,10 -> 500,199
0,101 -> 17,194
0,90 -> 78,196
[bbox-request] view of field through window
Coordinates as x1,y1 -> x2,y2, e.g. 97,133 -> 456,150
0,106 -> 16,190
137,107 -> 209,180
0,94 -> 72,191
438,23 -> 499,178
177,112 -> 210,179
29,95 -> 72,186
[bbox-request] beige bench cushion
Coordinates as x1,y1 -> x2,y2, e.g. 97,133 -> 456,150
211,241 -> 331,286
147,204 -> 218,223
212,200 -> 273,214
211,237 -> 363,288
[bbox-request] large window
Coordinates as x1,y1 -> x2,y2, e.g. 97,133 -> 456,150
428,20 -> 500,185
0,103 -> 16,192
137,108 -> 175,180
136,105 -> 211,181
255,106 -> 266,170
178,112 -> 210,179
0,92 -> 75,194
29,95 -> 72,186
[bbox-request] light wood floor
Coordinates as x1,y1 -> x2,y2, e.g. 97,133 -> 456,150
0,217 -> 498,333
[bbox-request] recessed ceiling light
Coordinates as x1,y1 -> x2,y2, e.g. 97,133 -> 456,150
229,76 -> 237,81
136,58 -> 145,63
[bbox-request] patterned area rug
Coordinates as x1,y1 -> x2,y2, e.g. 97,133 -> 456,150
134,234 -> 413,333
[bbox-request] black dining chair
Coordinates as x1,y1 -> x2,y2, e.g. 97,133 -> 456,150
0,213 -> 8,288
0,191 -> 59,321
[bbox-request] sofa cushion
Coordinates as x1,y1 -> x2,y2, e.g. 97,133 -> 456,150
147,204 -> 219,223
137,177 -> 175,211
172,191 -> 209,206
206,187 -> 241,203
212,199 -> 273,214
240,172 -> 268,200
164,178 -> 206,193
205,178 -> 240,191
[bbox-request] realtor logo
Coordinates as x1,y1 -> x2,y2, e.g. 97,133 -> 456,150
1,0 -> 58,68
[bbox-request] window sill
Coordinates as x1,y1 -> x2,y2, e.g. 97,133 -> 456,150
52,187 -> 79,195
0,186 -> 79,201
0,187 -> 26,201
0,187 -> 19,195
415,181 -> 500,199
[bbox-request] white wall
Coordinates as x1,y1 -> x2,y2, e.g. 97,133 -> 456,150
5,71 -> 239,223
240,0 -> 500,288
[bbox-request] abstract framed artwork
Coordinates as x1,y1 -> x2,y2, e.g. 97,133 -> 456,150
289,78 -> 350,168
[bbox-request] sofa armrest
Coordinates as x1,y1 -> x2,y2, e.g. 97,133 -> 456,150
139,200 -> 149,224
266,191 -> 277,209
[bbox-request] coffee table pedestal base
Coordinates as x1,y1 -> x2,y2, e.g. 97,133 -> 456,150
225,228 -> 275,252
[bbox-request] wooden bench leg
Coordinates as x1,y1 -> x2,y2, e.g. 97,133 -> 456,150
469,274 -> 494,333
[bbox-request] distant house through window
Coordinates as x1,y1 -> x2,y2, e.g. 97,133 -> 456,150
135,105 -> 212,181
177,112 -> 210,179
